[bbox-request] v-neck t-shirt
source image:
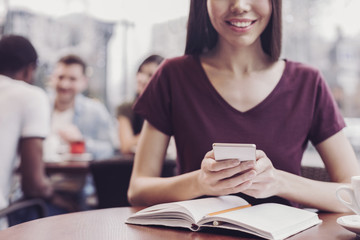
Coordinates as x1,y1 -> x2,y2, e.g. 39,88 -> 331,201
133,55 -> 345,205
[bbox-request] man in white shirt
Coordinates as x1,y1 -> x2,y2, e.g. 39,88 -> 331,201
0,35 -> 53,229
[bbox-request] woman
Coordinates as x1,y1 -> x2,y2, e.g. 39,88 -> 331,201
128,0 -> 360,212
117,54 -> 164,154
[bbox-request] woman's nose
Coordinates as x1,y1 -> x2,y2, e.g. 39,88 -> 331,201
230,0 -> 251,14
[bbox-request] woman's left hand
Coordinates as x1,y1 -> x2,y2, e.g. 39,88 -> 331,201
242,150 -> 281,198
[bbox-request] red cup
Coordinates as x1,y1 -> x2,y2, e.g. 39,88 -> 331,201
70,141 -> 85,154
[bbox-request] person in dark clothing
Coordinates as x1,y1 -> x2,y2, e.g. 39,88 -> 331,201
117,54 -> 164,154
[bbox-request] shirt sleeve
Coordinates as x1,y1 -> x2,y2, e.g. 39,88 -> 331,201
133,60 -> 173,136
309,72 -> 345,145
21,87 -> 50,138
116,102 -> 133,118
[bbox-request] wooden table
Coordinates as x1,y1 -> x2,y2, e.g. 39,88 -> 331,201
0,207 -> 356,240
44,154 -> 135,175
45,161 -> 90,175
43,154 -> 137,211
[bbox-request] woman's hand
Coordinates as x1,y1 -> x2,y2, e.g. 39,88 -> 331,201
242,150 -> 281,198
197,150 -> 257,196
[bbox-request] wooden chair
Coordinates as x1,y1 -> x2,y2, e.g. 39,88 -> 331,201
89,155 -> 177,208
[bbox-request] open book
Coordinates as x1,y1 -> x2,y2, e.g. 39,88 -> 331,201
126,195 -> 322,240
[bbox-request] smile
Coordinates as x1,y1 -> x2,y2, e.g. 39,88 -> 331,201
226,20 -> 255,28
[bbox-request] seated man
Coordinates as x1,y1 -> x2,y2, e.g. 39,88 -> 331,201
44,54 -> 118,210
45,54 -> 118,160
0,35 -> 53,229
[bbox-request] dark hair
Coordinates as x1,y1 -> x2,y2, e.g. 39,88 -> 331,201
137,54 -> 164,72
0,35 -> 38,74
185,0 -> 282,61
58,54 -> 87,74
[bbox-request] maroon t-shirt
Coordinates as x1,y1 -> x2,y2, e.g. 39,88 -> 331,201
134,55 -> 345,206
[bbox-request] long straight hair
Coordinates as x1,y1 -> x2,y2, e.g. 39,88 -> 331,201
185,0 -> 282,61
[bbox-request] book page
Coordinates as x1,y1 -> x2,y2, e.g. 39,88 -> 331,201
126,195 -> 249,230
126,202 -> 196,229
176,195 -> 249,223
199,203 -> 321,240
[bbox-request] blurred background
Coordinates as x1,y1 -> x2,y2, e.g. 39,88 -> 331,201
1,0 -> 360,148
0,0 -> 190,113
1,0 -> 360,117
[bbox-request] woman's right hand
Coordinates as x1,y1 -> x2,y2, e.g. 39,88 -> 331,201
197,150 -> 257,196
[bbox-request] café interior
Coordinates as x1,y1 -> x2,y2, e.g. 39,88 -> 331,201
1,0 -> 360,239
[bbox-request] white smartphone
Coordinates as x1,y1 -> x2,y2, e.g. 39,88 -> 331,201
212,143 -> 256,161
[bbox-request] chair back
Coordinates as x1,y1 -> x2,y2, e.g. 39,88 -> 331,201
301,166 -> 331,182
90,155 -> 177,208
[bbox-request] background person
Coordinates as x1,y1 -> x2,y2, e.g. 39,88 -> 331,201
0,35 -> 57,229
127,0 -> 360,213
44,54 -> 118,211
45,54 -> 118,161
117,54 -> 164,154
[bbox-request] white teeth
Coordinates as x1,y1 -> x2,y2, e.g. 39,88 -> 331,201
229,21 -> 252,28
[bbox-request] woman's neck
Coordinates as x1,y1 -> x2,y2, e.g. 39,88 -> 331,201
203,39 -> 273,75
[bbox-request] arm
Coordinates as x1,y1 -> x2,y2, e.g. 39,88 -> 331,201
127,121 -> 254,206
243,130 -> 360,212
118,116 -> 140,154
128,121 -> 197,206
20,137 -> 80,211
19,137 -> 53,199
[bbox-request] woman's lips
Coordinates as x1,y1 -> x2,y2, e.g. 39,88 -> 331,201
225,19 -> 256,32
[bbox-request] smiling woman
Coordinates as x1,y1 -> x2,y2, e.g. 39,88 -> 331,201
126,0 -> 360,216
0,0 -> 360,227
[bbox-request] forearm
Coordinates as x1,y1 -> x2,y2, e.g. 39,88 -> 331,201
22,177 -> 53,199
128,170 -> 203,206
21,160 -> 53,199
277,170 -> 351,212
20,138 -> 54,199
